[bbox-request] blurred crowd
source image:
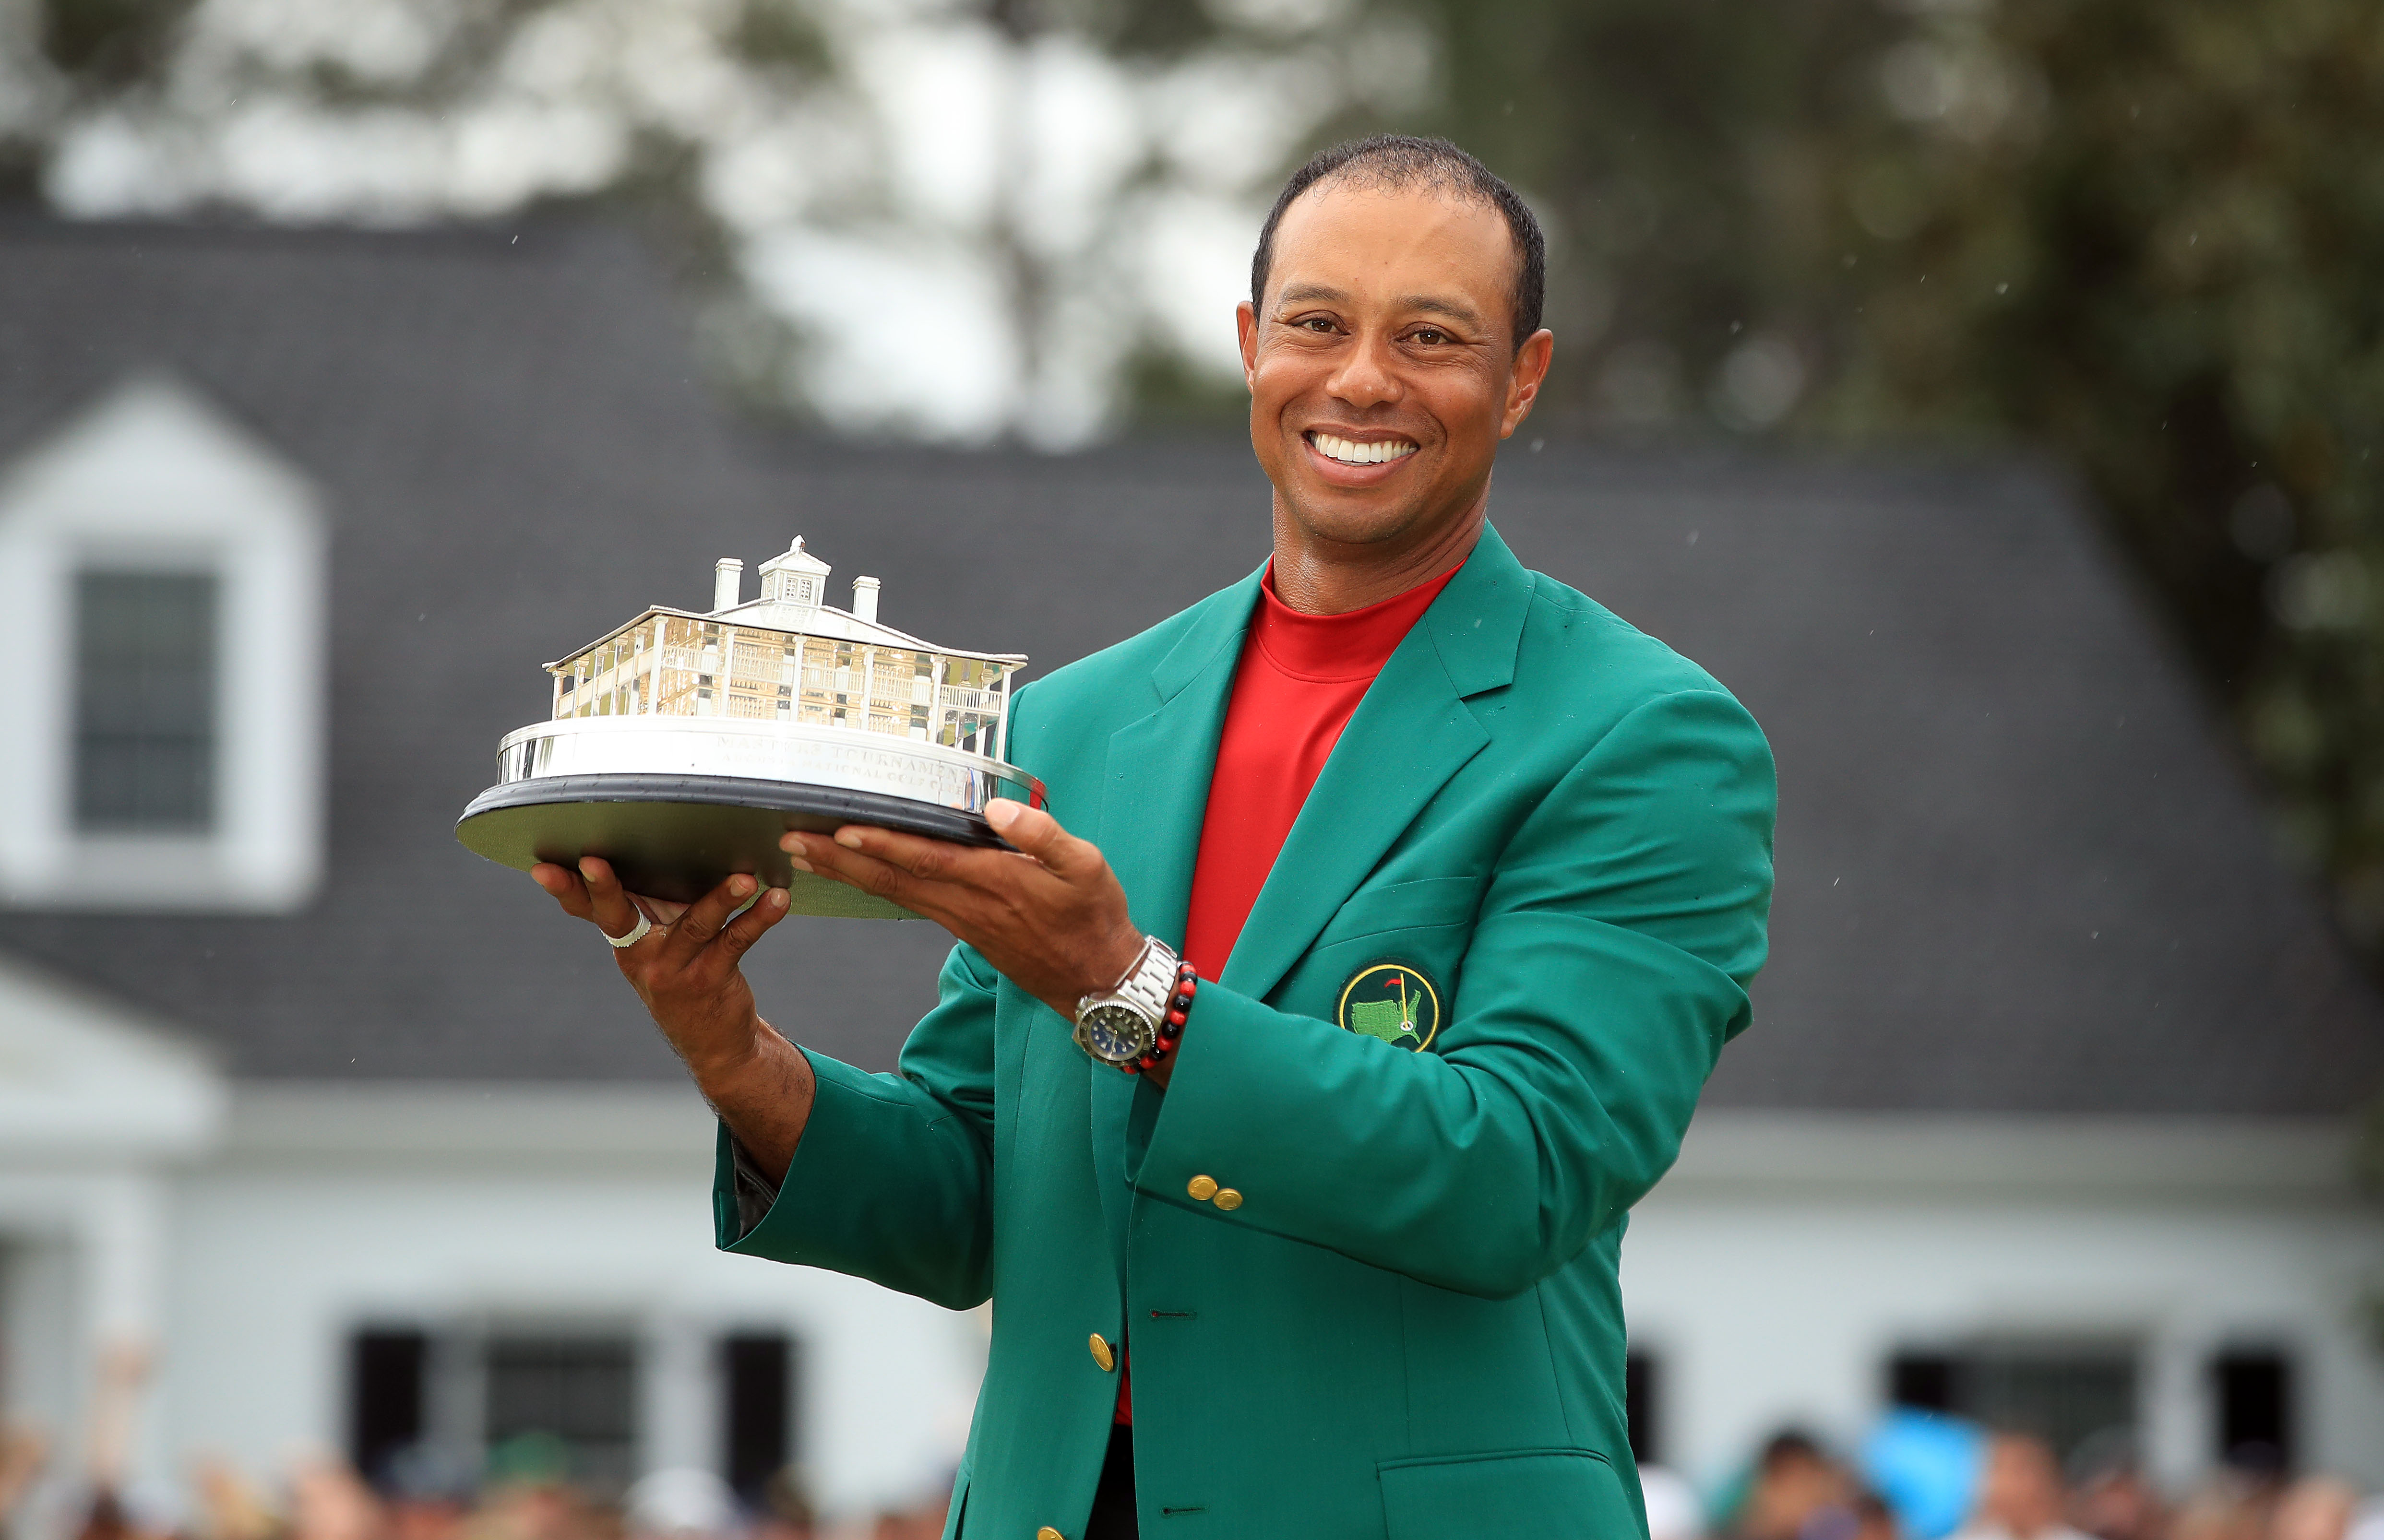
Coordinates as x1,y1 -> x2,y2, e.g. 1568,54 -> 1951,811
0,1422 -> 945,1540
1645,1428 -> 2382,1540
2,1388 -> 2377,1540
0,1348 -> 949,1540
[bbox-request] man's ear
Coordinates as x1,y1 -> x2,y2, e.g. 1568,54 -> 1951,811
1237,301 -> 1259,390
1501,328 -> 1555,437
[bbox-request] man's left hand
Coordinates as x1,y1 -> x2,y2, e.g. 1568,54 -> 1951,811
783,799 -> 1146,1028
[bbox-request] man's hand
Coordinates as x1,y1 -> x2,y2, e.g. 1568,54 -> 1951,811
529,857 -> 814,1177
784,798 -> 1148,1031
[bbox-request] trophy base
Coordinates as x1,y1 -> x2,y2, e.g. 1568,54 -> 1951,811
456,772 -> 1007,918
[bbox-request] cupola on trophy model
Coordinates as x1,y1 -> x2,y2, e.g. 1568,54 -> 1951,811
456,538 -> 1040,920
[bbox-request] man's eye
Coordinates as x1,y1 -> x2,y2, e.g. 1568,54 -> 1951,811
1301,317 -> 1335,332
1412,329 -> 1448,345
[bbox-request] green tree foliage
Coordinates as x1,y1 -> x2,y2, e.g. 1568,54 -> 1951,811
1407,0 -> 2384,953
1832,0 -> 2384,949
1399,0 -> 1898,431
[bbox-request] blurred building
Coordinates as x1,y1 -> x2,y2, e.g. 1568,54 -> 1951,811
0,214 -> 2377,1520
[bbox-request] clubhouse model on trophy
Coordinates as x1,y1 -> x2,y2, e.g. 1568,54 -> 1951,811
456,537 -> 1040,920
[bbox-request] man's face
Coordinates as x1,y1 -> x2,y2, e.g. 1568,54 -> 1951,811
1239,182 -> 1551,554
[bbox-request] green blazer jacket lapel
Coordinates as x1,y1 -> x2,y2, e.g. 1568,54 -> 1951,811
1220,526 -> 1532,1002
1087,565 -> 1259,1268
1085,528 -> 1537,1262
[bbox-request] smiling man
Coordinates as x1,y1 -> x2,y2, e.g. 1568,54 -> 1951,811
534,136 -> 1776,1539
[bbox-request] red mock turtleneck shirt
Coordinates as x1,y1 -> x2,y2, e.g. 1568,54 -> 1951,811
1181,562 -> 1460,977
1117,557 -> 1459,1424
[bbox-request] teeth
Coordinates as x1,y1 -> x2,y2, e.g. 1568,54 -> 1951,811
1311,432 -> 1417,465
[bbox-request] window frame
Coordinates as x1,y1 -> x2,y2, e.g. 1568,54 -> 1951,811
0,375 -> 326,911
72,565 -> 224,836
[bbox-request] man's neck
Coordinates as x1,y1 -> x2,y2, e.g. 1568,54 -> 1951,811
1267,497 -> 1488,616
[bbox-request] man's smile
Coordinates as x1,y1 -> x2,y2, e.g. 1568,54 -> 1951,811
1303,429 -> 1420,468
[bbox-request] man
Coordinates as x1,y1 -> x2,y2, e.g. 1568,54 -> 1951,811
534,135 -> 1775,1538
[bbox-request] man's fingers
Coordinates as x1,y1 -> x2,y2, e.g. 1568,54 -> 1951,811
638,894 -> 693,927
576,858 -> 652,942
985,799 -> 1103,878
531,863 -> 599,921
817,824 -> 1003,885
789,831 -> 981,924
715,885 -> 791,960
656,873 -> 761,965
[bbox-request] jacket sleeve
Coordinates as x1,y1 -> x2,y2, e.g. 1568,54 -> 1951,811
1130,687 -> 1776,1299
713,939 -> 1001,1310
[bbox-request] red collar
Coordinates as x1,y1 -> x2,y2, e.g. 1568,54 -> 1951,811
1252,563 -> 1461,683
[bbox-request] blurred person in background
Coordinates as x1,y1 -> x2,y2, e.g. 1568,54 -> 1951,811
288,1457 -> 391,1540
1847,1493 -> 1899,1540
533,131 -> 1776,1540
2065,1433 -> 2165,1540
0,1426 -> 50,1540
748,1471 -> 815,1540
624,1469 -> 735,1540
191,1458 -> 279,1540
72,1344 -> 155,1540
2169,1473 -> 2274,1540
870,1493 -> 951,1540
1951,1435 -> 2095,1540
1730,1432 -> 1857,1540
378,1446 -> 474,1540
466,1437 -> 603,1540
2271,1479 -> 2360,1540
2072,1462 -> 2166,1540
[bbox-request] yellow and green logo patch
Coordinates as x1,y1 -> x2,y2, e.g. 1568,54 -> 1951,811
1336,961 -> 1442,1052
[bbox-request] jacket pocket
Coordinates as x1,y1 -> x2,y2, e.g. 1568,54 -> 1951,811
1311,876 -> 1483,951
1378,1448 -> 1638,1540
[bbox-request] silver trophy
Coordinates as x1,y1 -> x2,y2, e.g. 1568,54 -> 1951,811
457,537 -> 1039,919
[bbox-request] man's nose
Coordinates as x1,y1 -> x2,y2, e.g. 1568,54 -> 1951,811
1325,328 -> 1403,409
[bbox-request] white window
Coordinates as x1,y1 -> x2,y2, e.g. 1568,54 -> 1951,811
0,374 -> 326,911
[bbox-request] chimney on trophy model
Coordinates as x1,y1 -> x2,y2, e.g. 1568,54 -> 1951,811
713,557 -> 744,613
851,575 -> 881,624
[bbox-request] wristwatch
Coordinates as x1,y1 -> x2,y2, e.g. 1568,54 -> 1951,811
1073,936 -> 1182,1068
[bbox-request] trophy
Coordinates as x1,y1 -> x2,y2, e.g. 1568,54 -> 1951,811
456,537 -> 1040,919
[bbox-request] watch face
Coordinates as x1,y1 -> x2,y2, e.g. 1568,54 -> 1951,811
1079,1004 -> 1153,1064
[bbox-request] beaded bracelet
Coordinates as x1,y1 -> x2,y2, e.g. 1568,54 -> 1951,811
1122,961 -> 1198,1075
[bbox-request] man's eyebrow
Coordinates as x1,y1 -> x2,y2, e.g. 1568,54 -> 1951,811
1272,283 -> 1486,332
1398,295 -> 1485,329
1273,282 -> 1349,308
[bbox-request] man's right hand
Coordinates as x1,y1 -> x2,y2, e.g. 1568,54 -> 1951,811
529,857 -> 814,1182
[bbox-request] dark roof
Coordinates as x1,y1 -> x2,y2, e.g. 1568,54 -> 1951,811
0,215 -> 2376,1115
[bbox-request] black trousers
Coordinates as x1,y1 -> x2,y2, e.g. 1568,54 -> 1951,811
1084,1423 -> 1138,1540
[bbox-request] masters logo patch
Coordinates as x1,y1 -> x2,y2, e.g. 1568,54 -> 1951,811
1336,961 -> 1442,1052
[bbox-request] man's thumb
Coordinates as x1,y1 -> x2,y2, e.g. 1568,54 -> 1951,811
988,799 -> 1073,867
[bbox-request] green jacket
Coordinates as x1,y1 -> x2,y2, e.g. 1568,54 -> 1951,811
715,525 -> 1777,1539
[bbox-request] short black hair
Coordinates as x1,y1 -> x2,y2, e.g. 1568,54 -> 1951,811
1249,134 -> 1546,352
1758,1431 -> 1831,1471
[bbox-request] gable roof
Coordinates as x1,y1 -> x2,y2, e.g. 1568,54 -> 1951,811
0,213 -> 2375,1115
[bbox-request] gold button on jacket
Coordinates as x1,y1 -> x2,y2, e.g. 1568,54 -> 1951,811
1213,1187 -> 1243,1210
1186,1174 -> 1218,1201
1088,1333 -> 1115,1372
1037,1528 -> 1064,1540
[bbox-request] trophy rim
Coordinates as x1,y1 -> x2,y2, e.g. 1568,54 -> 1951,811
489,716 -> 1047,817
496,714 -> 1038,778
459,772 -> 1013,849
